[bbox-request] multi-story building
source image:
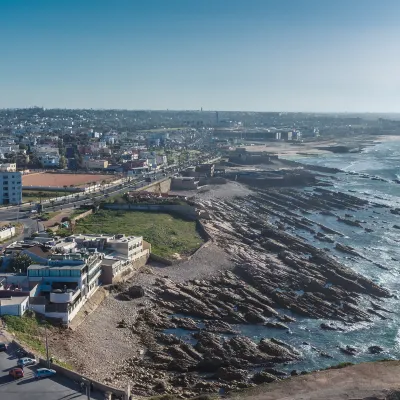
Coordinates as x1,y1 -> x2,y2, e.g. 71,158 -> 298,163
67,234 -> 150,285
0,171 -> 22,205
27,252 -> 103,324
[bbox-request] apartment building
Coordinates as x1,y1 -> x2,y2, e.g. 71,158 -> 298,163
0,171 -> 22,204
27,252 -> 103,324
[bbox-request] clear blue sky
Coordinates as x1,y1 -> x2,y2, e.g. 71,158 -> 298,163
1,0 -> 399,112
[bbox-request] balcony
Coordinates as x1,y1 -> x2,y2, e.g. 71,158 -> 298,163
50,288 -> 80,303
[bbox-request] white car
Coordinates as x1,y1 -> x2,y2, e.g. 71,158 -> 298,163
17,357 -> 37,367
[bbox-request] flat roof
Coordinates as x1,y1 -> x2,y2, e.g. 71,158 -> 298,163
28,264 -> 85,270
0,296 -> 28,305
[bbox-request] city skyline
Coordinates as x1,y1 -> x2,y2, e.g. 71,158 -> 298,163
1,0 -> 399,112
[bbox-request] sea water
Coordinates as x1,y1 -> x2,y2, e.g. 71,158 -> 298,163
168,140 -> 400,372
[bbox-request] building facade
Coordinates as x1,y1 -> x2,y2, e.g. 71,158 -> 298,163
0,171 -> 22,205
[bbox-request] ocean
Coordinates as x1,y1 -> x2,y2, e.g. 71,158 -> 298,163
168,140 -> 400,373
248,139 -> 400,372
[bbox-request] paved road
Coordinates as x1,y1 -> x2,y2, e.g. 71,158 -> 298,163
0,335 -> 101,400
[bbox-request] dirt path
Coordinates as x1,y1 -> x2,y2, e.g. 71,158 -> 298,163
229,361 -> 400,400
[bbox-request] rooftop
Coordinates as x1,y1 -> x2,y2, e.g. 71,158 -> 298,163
28,263 -> 85,271
0,296 -> 28,305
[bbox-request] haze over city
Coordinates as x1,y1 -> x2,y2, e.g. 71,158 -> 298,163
1,0 -> 400,112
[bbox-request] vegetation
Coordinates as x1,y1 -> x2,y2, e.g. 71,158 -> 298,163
75,210 -> 204,258
39,211 -> 61,221
8,254 -> 33,274
22,190 -> 69,203
324,362 -> 354,370
3,314 -> 73,370
69,208 -> 89,219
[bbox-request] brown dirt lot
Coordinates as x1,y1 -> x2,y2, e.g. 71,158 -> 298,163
229,361 -> 400,400
22,173 -> 114,188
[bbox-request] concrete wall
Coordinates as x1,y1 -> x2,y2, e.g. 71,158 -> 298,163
0,226 -> 15,240
138,177 -> 171,193
103,203 -> 198,220
36,358 -> 127,399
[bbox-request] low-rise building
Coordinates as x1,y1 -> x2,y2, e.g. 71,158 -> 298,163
171,177 -> 199,190
0,163 -> 17,172
82,159 -> 109,170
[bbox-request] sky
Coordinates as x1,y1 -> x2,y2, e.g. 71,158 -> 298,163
0,0 -> 399,112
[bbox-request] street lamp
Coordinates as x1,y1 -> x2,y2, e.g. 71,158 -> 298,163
42,319 -> 50,368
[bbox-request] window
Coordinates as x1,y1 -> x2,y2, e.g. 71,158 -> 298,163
39,269 -> 49,277
28,269 -> 39,277
49,269 -> 60,277
59,269 -> 71,277
71,270 -> 81,277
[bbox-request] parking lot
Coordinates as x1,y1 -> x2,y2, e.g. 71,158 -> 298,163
0,337 -> 101,400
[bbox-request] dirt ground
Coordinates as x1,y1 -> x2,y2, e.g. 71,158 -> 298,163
22,172 -> 114,188
229,361 -> 400,400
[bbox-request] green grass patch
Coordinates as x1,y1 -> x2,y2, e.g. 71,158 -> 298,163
3,315 -> 73,370
40,211 -> 61,221
75,210 -> 204,259
22,190 -> 69,204
324,362 -> 354,370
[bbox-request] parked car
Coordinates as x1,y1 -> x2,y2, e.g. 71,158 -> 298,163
0,342 -> 7,352
9,368 -> 24,379
17,357 -> 36,367
35,368 -> 56,380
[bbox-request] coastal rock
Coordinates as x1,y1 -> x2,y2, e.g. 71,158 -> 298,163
265,322 -> 289,330
258,339 -> 299,361
339,345 -> 358,356
216,367 -> 248,382
368,345 -> 384,354
320,323 -> 345,332
252,371 -> 278,384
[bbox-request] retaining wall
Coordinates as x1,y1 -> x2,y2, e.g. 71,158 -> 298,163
71,209 -> 93,222
137,177 -> 171,193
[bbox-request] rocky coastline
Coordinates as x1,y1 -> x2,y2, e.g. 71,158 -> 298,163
101,166 -> 397,398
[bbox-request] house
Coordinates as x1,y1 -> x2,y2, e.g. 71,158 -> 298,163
0,294 -> 29,317
171,177 -> 199,190
82,159 -> 109,170
195,163 -> 215,177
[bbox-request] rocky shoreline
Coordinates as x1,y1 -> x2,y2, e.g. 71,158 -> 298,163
99,169 -> 396,398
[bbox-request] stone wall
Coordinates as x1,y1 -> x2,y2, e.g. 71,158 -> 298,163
138,177 -> 171,193
71,209 -> 93,222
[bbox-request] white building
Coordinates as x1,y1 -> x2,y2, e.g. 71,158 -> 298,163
0,163 -> 17,172
38,154 -> 60,168
27,252 -> 103,325
0,171 -> 22,205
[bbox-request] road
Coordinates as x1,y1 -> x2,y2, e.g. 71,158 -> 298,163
0,332 -> 101,400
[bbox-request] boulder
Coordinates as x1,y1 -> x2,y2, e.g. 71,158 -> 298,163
252,371 -> 278,384
216,367 -> 248,382
368,345 -> 384,354
127,285 -> 145,298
